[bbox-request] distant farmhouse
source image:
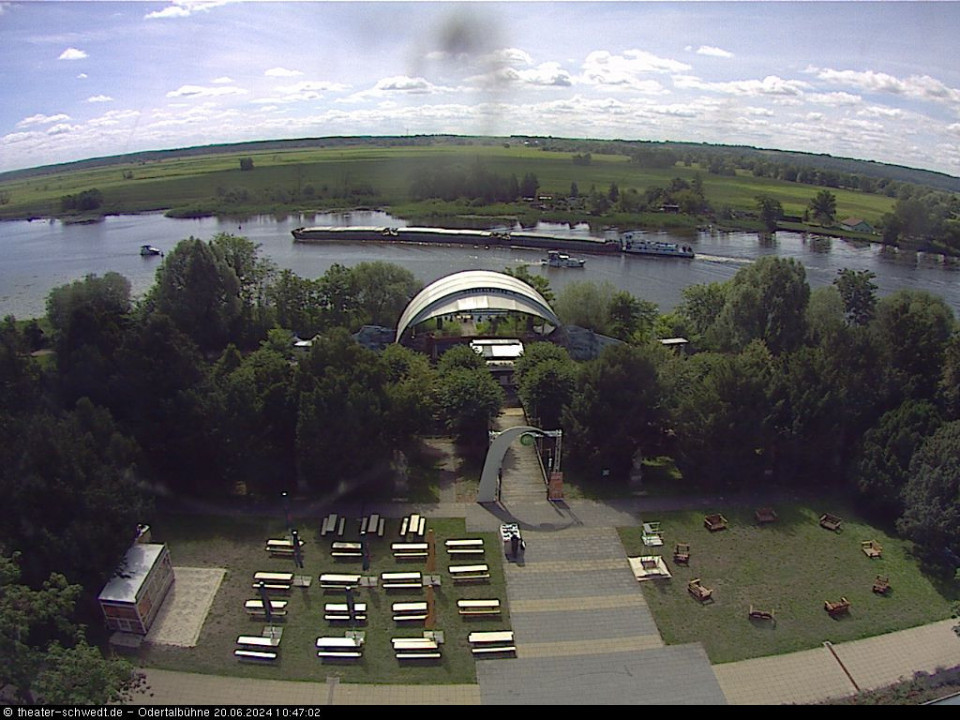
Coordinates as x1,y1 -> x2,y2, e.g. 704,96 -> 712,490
840,217 -> 875,233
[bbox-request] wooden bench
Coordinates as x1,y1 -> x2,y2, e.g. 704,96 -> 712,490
316,636 -> 363,660
872,576 -> 891,595
703,514 -> 728,532
449,564 -> 490,583
236,635 -> 281,651
254,572 -> 294,584
392,542 -> 429,560
320,513 -> 338,537
392,601 -> 429,622
861,540 -> 883,558
457,599 -> 501,617
331,541 -> 363,560
468,630 -> 516,656
688,578 -> 714,603
673,543 -> 691,565
445,539 -> 485,556
244,599 -> 288,618
755,507 -> 778,524
360,514 -> 385,537
234,649 -> 278,662
748,605 -> 775,622
820,513 -> 843,532
324,603 -> 367,622
381,571 -> 423,590
319,573 -> 361,591
824,597 -> 850,616
264,538 -> 304,556
392,636 -> 441,660
251,582 -> 291,594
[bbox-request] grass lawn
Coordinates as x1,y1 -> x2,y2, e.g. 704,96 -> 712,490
618,503 -> 957,665
142,512 -> 509,684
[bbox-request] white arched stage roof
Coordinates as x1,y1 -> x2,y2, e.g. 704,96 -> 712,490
395,270 -> 561,341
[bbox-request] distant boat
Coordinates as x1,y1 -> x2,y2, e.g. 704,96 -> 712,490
140,245 -> 162,256
541,249 -> 586,268
620,231 -> 694,258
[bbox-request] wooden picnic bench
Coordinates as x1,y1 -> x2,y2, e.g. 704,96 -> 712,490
244,599 -> 288,618
445,539 -> 485,555
392,636 -> 441,660
251,581 -> 292,594
360,514 -> 385,537
468,630 -> 516,656
872,576 -> 892,595
315,635 -> 363,660
748,605 -> 775,622
235,634 -> 280,661
320,513 -> 339,537
392,542 -> 429,560
324,603 -> 367,622
234,648 -> 279,662
381,571 -> 423,590
449,564 -> 490,583
642,521 -> 664,547
703,514 -> 728,532
755,507 -> 778,524
264,538 -> 305,556
331,541 -> 363,560
819,513 -> 843,532
673,543 -> 691,565
319,573 -> 361,591
824,597 -> 850,616
861,540 -> 883,558
457,599 -> 501,617
688,578 -> 714,603
392,601 -> 429,622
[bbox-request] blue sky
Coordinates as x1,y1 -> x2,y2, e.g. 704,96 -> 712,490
2,1 -> 960,176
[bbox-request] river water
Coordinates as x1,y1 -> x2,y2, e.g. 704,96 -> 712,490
1,210 -> 958,320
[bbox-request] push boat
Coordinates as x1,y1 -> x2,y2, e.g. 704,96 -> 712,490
619,232 -> 695,258
140,245 -> 162,256
541,250 -> 586,268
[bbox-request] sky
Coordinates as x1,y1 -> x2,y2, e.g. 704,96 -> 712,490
2,1 -> 960,177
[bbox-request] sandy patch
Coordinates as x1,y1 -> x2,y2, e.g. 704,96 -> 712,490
146,567 -> 226,648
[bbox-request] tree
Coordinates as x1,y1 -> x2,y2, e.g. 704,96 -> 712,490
210,233 -> 276,344
381,344 -> 437,441
553,280 -> 617,334
239,157 -> 254,171
435,366 -> 504,441
852,400 -> 941,520
834,268 -> 878,326
873,289 -> 956,402
520,172 -> 539,198
436,343 -> 486,373
0,554 -> 142,705
149,237 -> 242,352
563,343 -> 667,482
897,420 -> 960,560
316,264 -> 359,330
501,264 -> 554,305
808,188 -> 837,226
514,342 -> 577,429
351,262 -> 420,328
710,257 -> 810,355
608,291 -> 658,342
756,195 -> 784,232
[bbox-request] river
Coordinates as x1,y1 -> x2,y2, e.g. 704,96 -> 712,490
1,210 -> 958,320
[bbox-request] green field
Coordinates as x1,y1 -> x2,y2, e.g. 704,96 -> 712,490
619,503 -> 957,665
142,512 -> 509,684
0,142 -> 896,230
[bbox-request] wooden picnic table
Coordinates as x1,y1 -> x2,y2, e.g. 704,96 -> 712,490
319,573 -> 361,589
315,636 -> 363,649
468,631 -> 514,644
445,539 -> 484,548
253,572 -> 294,583
449,564 -> 490,582
381,571 -> 423,589
236,635 -> 281,649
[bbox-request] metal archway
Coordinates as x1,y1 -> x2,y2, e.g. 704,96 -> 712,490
477,425 -> 547,503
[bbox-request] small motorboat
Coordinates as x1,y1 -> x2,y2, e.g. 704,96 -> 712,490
140,245 -> 162,256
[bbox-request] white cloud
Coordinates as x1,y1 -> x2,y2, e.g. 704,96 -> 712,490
86,95 -> 113,103
166,84 -> 248,98
46,123 -> 79,136
673,74 -> 809,97
805,91 -> 861,106
947,123 -> 960,136
58,48 -> 88,61
77,73 -> 88,80
809,66 -> 960,105
144,1 -> 236,21
265,67 -> 303,78
375,76 -> 435,94
212,77 -> 234,84
695,45 -> 734,59
582,50 -> 690,88
17,113 -> 70,128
